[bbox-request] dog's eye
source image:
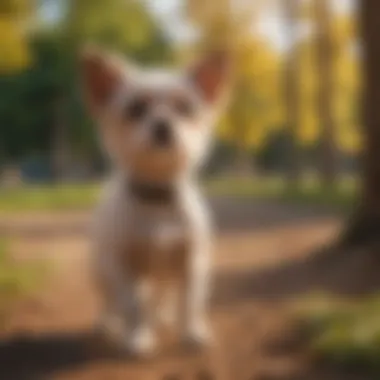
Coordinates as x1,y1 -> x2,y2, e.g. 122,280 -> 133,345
174,98 -> 194,118
125,98 -> 148,122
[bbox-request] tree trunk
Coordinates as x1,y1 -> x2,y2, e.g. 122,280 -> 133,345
340,0 -> 380,247
51,96 -> 70,182
283,0 -> 301,184
315,0 -> 337,186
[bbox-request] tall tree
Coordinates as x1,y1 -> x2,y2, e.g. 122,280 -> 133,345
315,0 -> 337,185
0,0 -> 173,176
283,0 -> 301,183
341,0 -> 380,247
187,0 -> 282,173
295,12 -> 359,156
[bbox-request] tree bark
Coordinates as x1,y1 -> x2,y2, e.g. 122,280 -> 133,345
340,0 -> 380,247
315,0 -> 338,186
283,0 -> 301,184
51,96 -> 70,182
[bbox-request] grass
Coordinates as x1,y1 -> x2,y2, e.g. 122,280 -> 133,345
0,183 -> 100,212
207,175 -> 358,211
0,176 -> 358,213
295,294 -> 380,372
0,240 -> 49,324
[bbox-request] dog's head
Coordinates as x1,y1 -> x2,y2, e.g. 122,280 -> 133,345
80,47 -> 230,182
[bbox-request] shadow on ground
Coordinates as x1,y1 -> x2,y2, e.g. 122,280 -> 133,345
0,330 -> 219,380
1,199 -> 378,380
0,330 -> 126,379
2,245 -> 380,380
214,243 -> 380,306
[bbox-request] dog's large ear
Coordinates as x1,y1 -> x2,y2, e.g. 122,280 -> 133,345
189,50 -> 231,104
80,46 -> 126,116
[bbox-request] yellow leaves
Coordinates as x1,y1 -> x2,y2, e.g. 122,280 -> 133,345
297,37 -> 319,145
219,35 -> 283,149
295,11 -> 361,154
187,0 -> 284,150
331,15 -> 357,47
332,16 -> 361,154
0,0 -> 31,15
337,128 -> 362,154
188,1 -> 361,155
0,16 -> 31,73
299,106 -> 319,144
0,0 -> 33,73
236,37 -> 278,81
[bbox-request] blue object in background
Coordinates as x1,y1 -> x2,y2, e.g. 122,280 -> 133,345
20,155 -> 52,182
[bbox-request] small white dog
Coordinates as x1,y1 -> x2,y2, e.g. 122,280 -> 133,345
80,47 -> 230,357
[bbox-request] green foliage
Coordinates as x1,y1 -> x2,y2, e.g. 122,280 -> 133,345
296,294 -> 380,372
0,32 -> 64,160
0,0 -> 361,176
0,0 -> 31,14
64,0 -> 172,63
0,0 -> 173,167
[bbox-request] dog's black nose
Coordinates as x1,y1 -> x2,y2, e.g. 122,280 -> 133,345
152,119 -> 172,146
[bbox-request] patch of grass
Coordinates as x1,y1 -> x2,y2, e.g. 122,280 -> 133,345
0,240 -> 49,324
206,176 -> 358,211
295,294 -> 380,372
0,176 -> 358,212
0,183 -> 100,212
206,176 -> 286,198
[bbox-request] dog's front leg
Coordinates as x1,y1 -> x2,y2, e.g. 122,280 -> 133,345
94,250 -> 129,343
179,245 -> 213,348
124,278 -> 157,357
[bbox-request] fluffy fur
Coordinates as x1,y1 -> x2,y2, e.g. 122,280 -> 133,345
81,47 -> 230,356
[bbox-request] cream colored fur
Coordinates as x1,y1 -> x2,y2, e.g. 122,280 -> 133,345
81,47 -> 230,356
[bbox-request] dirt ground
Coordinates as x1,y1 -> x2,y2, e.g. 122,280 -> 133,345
0,198 -> 379,380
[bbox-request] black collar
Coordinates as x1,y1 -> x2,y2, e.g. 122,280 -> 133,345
126,179 -> 177,205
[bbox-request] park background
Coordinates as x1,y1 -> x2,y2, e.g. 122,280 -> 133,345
2,1 -> 380,379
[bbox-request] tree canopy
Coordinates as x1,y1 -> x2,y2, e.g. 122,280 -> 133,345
0,0 -> 173,169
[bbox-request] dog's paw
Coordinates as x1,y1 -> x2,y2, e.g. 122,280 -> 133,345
126,327 -> 157,358
95,314 -> 126,343
181,321 -> 214,352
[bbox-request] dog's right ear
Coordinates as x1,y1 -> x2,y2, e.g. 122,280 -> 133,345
189,50 -> 232,105
80,45 -> 125,116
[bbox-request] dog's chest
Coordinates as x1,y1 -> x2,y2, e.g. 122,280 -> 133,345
123,207 -> 192,277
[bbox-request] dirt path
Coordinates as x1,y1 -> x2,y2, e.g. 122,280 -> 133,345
0,199 -> 378,380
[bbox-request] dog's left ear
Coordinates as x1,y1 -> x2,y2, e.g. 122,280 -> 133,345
189,50 -> 231,104
80,45 -> 126,116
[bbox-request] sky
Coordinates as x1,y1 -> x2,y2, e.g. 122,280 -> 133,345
259,0 -> 355,51
41,0 -> 355,51
146,0 -> 355,50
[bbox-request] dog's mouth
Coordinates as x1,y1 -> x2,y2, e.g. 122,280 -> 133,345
128,147 -> 186,181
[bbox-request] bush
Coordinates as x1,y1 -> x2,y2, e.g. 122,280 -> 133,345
296,294 -> 380,372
